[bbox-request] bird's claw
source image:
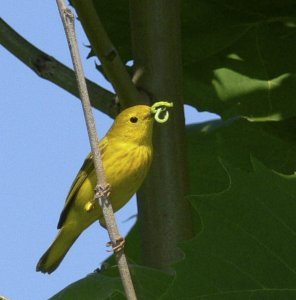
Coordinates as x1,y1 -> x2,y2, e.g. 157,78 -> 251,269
95,183 -> 111,199
106,236 -> 125,253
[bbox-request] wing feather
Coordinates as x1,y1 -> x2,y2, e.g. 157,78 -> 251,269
57,137 -> 108,229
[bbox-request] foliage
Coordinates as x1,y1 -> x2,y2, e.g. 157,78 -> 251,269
51,263 -> 173,300
51,0 -> 296,299
93,0 -> 296,121
9,0 -> 296,298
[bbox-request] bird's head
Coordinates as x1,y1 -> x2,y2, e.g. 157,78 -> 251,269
108,105 -> 154,145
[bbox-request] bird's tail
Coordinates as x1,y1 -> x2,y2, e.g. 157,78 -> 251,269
36,224 -> 81,274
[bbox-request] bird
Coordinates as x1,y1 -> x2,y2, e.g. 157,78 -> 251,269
36,104 -> 154,274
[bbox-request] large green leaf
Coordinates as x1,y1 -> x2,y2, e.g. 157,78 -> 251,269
182,0 -> 296,120
50,222 -> 173,300
165,116 -> 296,299
89,0 -> 296,120
165,159 -> 296,299
187,117 -> 296,195
186,23 -> 296,120
92,0 -> 131,62
50,271 -> 124,300
51,264 -> 173,300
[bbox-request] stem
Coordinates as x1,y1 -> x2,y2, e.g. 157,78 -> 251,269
0,18 -> 117,117
70,0 -> 149,108
130,0 -> 194,268
56,2 -> 137,299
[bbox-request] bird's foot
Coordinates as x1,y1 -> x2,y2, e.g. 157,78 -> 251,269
85,184 -> 111,212
106,235 -> 125,253
95,183 -> 111,199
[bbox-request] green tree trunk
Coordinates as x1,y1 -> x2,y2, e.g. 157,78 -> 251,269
130,0 -> 194,269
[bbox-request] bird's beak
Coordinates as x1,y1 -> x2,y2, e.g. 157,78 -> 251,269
144,112 -> 154,120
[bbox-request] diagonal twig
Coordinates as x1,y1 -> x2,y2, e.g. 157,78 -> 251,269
56,1 -> 137,299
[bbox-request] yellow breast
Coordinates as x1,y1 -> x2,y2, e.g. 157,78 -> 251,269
73,142 -> 152,224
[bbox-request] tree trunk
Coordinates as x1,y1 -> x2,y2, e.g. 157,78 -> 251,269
130,0 -> 194,269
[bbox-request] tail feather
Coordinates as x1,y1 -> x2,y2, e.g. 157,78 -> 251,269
36,225 -> 81,274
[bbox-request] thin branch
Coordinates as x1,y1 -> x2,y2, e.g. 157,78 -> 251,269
0,18 -> 118,118
70,0 -> 149,108
56,1 -> 137,299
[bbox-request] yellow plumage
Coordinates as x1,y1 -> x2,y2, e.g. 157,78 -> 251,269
36,105 -> 154,274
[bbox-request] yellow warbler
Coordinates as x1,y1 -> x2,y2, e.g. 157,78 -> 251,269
36,105 -> 155,274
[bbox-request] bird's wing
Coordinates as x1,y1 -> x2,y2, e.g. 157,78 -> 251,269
57,137 -> 108,229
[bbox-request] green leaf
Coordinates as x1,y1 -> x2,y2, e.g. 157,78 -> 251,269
185,22 -> 296,120
50,271 -> 124,300
50,221 -> 173,299
173,117 -> 296,298
182,1 -> 296,120
165,159 -> 296,299
187,119 -> 232,195
92,0 -> 131,63
130,265 -> 173,300
186,117 -> 296,196
50,264 -> 173,300
89,0 -> 296,120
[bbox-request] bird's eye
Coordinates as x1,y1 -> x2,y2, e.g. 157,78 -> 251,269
130,116 -> 138,123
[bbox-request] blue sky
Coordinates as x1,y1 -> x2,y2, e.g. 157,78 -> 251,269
1,2 -> 217,299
